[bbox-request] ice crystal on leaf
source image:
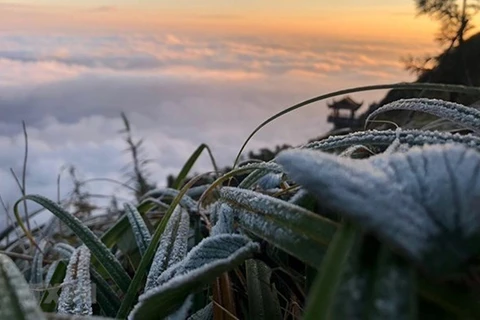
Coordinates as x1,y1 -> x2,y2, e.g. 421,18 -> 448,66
57,245 -> 92,316
367,98 -> 480,134
125,202 -> 152,256
128,234 -> 259,320
144,206 -> 190,292
276,143 -> 480,276
211,203 -> 235,236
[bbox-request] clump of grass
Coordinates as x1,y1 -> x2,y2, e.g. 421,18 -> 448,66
2,82 -> 480,320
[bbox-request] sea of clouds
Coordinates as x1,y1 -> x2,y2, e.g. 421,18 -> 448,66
0,30 -> 428,231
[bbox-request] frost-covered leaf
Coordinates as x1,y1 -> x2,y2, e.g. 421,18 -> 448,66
144,206 -> 190,292
0,253 -> 46,320
246,259 -> 282,320
255,172 -> 284,190
125,203 -> 152,256
219,187 -> 337,267
54,243 -> 75,260
187,302 -> 213,320
30,239 -> 48,295
276,143 -> 480,276
128,234 -> 259,320
366,98 -> 480,133
302,129 -> 480,152
57,246 -> 92,316
14,195 -> 131,293
210,203 -> 234,236
45,314 -> 116,320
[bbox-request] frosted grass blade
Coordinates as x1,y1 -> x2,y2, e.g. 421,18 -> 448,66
0,253 -> 47,320
125,203 -> 152,256
14,195 -> 131,293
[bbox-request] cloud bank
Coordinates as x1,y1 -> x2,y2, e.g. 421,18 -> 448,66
0,30 -> 425,230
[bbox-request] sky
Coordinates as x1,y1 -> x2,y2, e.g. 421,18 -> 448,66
0,1 -> 470,232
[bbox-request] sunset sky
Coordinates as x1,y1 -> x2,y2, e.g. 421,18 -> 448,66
0,1 -> 476,228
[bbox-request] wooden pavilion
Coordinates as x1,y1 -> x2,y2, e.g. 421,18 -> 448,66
327,96 -> 363,129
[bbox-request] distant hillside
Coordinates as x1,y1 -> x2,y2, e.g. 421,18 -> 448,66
358,32 -> 480,128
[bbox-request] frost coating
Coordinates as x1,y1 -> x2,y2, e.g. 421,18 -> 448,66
367,98 -> 480,133
155,234 -> 258,285
128,234 -> 259,320
54,243 -> 75,260
125,202 -> 152,256
211,203 -> 235,236
57,245 -> 92,316
145,207 -> 190,292
276,143 -> 480,275
301,129 -> 480,152
219,186 -> 336,250
256,172 -> 284,190
0,254 -> 46,320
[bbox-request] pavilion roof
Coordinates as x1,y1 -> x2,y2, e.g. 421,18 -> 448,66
327,96 -> 363,110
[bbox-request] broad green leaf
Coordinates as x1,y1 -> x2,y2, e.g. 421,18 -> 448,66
124,203 -> 152,256
219,187 -> 337,267
302,223 -> 357,320
276,144 -> 480,276
144,206 -> 190,292
366,98 -> 480,134
128,234 -> 260,320
245,259 -> 282,320
14,195 -> 131,293
0,253 -> 46,320
57,246 -> 92,316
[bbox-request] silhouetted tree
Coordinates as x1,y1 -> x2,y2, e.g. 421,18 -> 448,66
404,0 -> 480,76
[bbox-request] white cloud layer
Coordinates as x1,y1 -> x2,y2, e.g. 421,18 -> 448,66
0,31 -> 423,230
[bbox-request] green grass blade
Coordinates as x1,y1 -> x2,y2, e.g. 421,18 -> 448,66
233,82 -> 480,168
171,143 -> 219,190
124,203 -> 152,256
302,222 -> 357,320
13,195 -> 131,294
0,253 -> 47,320
115,175 -> 207,319
90,267 -> 121,318
41,261 -> 67,312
